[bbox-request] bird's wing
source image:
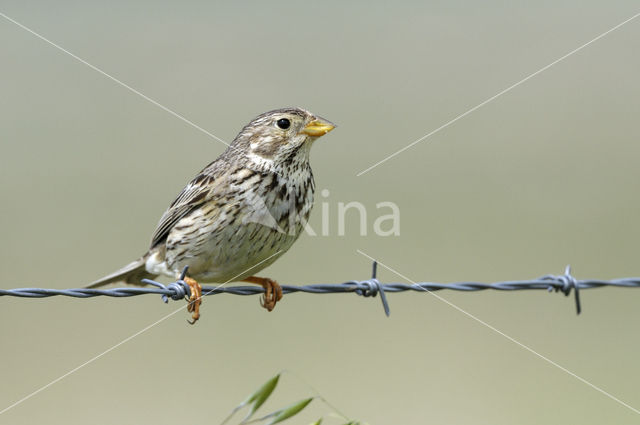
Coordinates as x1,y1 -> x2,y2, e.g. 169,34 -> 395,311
150,171 -> 218,248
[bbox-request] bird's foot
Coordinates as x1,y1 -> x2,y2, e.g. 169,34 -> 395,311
184,277 -> 202,324
243,276 -> 283,311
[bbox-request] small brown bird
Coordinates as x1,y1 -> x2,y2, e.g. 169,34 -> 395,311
89,108 -> 335,322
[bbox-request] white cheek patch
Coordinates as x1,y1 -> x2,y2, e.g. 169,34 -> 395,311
250,135 -> 274,151
247,152 -> 275,168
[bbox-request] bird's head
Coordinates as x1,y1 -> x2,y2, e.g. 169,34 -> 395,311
230,108 -> 335,169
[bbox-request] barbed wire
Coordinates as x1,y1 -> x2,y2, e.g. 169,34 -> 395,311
1,263 -> 639,316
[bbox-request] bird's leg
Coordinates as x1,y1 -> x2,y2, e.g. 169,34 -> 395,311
242,276 -> 283,311
183,276 -> 202,324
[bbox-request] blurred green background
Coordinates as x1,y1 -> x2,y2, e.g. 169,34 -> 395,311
1,1 -> 639,424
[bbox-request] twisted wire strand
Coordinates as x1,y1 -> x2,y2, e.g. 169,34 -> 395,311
1,263 -> 639,316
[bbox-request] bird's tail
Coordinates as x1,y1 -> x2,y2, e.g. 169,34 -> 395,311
87,255 -> 157,288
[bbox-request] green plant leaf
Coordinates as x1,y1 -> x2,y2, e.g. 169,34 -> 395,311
265,397 -> 314,425
245,374 -> 281,421
221,374 -> 280,425
309,419 -> 322,425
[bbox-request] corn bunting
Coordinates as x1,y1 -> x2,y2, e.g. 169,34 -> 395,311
89,108 -> 335,322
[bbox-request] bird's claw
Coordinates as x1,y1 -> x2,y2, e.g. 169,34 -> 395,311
184,277 -> 202,324
259,278 -> 283,312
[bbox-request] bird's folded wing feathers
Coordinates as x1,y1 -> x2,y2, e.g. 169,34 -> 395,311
150,172 -> 217,248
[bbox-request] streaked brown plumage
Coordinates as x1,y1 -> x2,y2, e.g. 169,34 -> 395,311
89,108 -> 335,322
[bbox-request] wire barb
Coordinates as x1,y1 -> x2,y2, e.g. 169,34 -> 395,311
142,266 -> 191,303
543,265 -> 581,315
351,261 -> 390,316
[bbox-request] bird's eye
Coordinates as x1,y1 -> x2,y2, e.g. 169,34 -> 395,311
276,118 -> 291,129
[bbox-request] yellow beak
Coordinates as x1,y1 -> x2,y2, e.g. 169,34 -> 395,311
300,117 -> 336,137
